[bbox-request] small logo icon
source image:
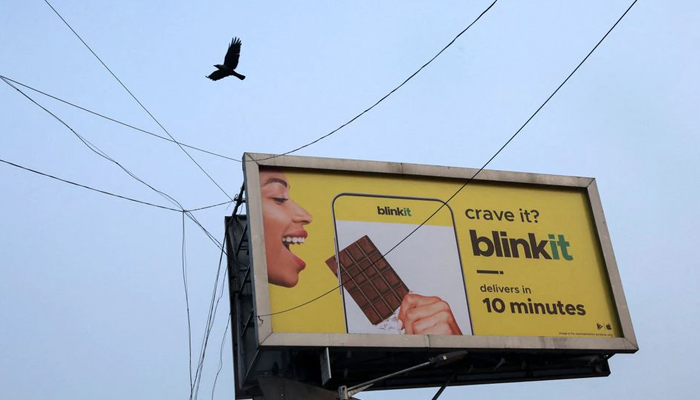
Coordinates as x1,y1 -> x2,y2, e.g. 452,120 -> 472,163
606,323 -> 612,331
596,323 -> 603,330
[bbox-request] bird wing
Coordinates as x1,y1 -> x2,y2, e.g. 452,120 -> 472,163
223,37 -> 242,69
206,69 -> 230,81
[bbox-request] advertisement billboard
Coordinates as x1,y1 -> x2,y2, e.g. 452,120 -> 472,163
229,153 -> 636,397
245,154 -> 634,344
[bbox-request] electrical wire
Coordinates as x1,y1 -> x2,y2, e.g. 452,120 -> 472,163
1,76 -> 225,252
43,0 -> 233,200
186,201 -> 234,213
0,156 -> 180,212
191,229 -> 229,400
0,74 -> 241,163
0,156 -> 233,213
193,189 -> 244,400
249,0 -> 498,162
257,0 -> 640,318
182,213 -> 194,393
180,215 -> 236,400
210,314 -> 231,400
3,76 -> 183,210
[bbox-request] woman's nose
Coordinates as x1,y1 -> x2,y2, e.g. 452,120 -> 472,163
291,201 -> 312,224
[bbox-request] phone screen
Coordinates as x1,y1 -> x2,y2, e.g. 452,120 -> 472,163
330,193 -> 472,335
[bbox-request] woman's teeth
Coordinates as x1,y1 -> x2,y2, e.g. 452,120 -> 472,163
282,237 -> 305,244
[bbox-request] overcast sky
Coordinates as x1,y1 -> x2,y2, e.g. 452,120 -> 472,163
1,1 -> 698,399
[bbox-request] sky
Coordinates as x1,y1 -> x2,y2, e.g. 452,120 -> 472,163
1,0 -> 698,399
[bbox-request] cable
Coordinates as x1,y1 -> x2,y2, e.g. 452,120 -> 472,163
0,75 -> 241,163
182,213 -> 194,393
249,0 -> 498,162
186,201 -> 234,213
192,187 -> 244,400
2,76 -> 183,210
210,314 -> 230,400
0,156 -> 233,213
191,230 -> 229,400
43,0 -> 233,200
431,369 -> 460,400
2,76 -> 226,252
258,0 -> 640,318
0,156 -> 181,212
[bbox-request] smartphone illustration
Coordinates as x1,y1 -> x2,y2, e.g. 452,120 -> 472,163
328,193 -> 472,335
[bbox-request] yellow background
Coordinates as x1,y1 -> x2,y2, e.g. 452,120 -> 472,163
262,168 -> 621,338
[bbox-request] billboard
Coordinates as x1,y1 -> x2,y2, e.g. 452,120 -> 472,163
244,154 -> 634,345
229,153 -> 636,397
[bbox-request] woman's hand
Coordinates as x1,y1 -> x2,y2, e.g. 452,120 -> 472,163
398,293 -> 462,335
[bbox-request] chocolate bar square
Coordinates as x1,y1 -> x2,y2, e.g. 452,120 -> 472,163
326,235 -> 410,325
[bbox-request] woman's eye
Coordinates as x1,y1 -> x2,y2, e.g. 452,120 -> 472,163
272,197 -> 288,204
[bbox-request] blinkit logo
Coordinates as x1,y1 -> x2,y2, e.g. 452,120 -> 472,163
377,206 -> 412,217
469,230 -> 574,260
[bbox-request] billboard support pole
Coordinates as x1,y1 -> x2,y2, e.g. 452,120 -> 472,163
431,369 -> 459,400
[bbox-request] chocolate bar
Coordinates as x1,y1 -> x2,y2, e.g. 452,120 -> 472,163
326,235 -> 410,325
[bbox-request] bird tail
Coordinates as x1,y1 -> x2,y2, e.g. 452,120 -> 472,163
232,71 -> 246,80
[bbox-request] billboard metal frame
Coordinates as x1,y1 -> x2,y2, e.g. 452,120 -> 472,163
242,153 -> 636,353
229,152 -> 637,398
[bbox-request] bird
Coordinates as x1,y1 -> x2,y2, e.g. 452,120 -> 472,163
207,37 -> 246,81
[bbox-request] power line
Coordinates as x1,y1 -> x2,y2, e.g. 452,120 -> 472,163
0,74 -> 241,163
3,75 -> 184,211
43,0 -> 233,200
0,156 -> 180,212
186,201 -> 233,213
2,75 -> 226,252
1,157 -> 228,397
191,229 -> 229,400
0,155 -> 233,213
210,314 -> 231,400
249,0 -> 498,162
1,158 -> 228,399
258,0 -> 640,318
182,213 -> 194,394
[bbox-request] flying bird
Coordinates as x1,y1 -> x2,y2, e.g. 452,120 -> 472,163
207,37 -> 246,81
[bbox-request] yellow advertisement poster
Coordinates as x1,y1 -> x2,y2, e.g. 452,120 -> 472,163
257,166 -> 621,339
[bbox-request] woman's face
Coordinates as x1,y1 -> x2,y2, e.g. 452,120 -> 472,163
260,171 -> 313,287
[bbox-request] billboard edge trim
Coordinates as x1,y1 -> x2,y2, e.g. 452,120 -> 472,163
245,153 -> 594,189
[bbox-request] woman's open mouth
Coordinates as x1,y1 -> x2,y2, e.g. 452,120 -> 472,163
281,231 -> 308,270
